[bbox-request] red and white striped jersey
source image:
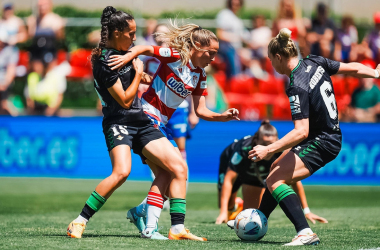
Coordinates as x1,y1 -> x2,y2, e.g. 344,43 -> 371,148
141,46 -> 208,124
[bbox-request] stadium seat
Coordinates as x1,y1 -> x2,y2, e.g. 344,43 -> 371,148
345,76 -> 360,95
257,75 -> 285,95
336,94 -> 351,112
224,92 -> 267,120
229,76 -> 256,94
67,49 -> 93,79
272,94 -> 292,120
18,50 -> 29,67
213,71 -> 227,91
331,75 -> 346,96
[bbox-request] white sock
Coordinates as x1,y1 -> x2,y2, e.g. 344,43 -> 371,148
74,215 -> 88,224
297,228 -> 313,236
171,224 -> 185,234
145,191 -> 164,230
145,204 -> 162,230
135,197 -> 147,216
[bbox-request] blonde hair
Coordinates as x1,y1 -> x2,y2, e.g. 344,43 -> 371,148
155,19 -> 218,66
268,28 -> 298,58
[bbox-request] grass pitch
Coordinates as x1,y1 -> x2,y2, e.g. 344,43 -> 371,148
0,178 -> 379,249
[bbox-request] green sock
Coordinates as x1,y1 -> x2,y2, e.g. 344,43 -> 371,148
272,184 -> 297,203
170,198 -> 186,225
86,191 -> 107,212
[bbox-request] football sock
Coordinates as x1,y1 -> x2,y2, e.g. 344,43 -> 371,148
297,228 -> 313,236
74,215 -> 88,224
170,198 -> 186,233
258,187 -> 278,219
135,197 -> 147,217
145,191 -> 164,231
273,184 -> 310,233
79,190 -> 107,221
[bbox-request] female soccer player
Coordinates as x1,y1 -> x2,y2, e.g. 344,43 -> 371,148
66,7 -> 201,240
108,20 -> 239,240
216,120 -> 327,225
248,28 -> 380,246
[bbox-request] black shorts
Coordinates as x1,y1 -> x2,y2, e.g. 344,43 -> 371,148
103,122 -> 164,157
291,132 -> 342,175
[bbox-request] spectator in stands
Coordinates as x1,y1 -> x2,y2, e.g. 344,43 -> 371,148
143,18 -> 157,45
27,0 -> 65,76
216,0 -> 250,79
249,15 -> 272,78
308,2 -> 336,58
0,27 -> 19,115
272,0 -> 307,57
346,60 -> 380,122
25,0 -> 67,116
334,16 -> 358,63
362,12 -> 380,65
0,3 -> 27,46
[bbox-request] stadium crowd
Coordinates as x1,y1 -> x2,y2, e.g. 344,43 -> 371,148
0,0 -> 379,122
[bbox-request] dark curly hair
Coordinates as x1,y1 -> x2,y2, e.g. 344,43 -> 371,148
91,6 -> 134,63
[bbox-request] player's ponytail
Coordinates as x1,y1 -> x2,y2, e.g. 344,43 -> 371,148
251,120 -> 278,147
91,6 -> 134,64
268,28 -> 298,58
155,19 -> 218,66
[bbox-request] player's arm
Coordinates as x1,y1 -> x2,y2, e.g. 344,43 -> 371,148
108,45 -> 154,70
249,118 -> 309,162
107,58 -> 143,109
291,181 -> 328,224
337,62 -> 380,78
0,63 -> 17,91
140,72 -> 153,85
192,95 -> 239,122
216,168 -> 238,224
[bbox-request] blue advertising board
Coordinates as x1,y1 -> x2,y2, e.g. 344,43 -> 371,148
0,116 -> 379,185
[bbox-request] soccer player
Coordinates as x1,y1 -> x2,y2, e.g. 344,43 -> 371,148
248,28 -> 380,246
216,120 -> 327,225
108,20 -> 239,240
66,7 -> 193,240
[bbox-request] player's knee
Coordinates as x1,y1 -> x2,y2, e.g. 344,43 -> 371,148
112,168 -> 130,184
170,160 -> 187,180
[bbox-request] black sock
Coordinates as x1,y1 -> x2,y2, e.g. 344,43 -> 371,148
170,213 -> 185,225
279,194 -> 309,232
80,203 -> 96,220
258,188 -> 278,219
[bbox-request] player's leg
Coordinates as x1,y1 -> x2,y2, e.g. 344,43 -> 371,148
143,137 -> 206,241
242,185 -> 265,209
265,151 -> 319,246
67,144 -> 132,238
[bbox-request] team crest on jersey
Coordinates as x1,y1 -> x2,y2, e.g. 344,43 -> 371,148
167,77 -> 191,98
305,66 -> 312,73
192,75 -> 198,84
200,81 -> 207,89
289,95 -> 301,115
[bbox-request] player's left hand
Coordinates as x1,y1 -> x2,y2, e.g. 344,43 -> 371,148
305,212 -> 328,224
108,52 -> 134,70
221,108 -> 240,121
248,145 -> 273,162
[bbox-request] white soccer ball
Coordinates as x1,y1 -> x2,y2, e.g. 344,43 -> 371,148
234,209 -> 268,241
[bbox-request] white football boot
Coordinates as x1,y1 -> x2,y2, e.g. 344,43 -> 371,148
284,233 -> 320,246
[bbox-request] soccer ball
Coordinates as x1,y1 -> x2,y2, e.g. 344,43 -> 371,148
234,209 -> 268,241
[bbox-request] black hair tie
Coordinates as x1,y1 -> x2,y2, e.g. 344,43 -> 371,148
197,26 -> 202,30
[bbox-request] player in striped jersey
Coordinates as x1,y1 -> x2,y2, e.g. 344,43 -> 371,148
108,20 -> 239,240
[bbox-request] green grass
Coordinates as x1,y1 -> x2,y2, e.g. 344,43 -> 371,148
0,178 -> 380,249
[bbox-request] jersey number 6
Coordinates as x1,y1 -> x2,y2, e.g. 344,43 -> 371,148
320,81 -> 338,119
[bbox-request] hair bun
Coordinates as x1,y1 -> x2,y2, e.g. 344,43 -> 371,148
261,119 -> 271,125
101,6 -> 116,25
277,28 -> 292,41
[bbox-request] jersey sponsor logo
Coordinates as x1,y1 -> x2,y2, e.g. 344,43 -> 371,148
200,81 -> 207,89
231,152 -> 243,165
159,48 -> 171,57
167,77 -> 191,98
309,66 -> 325,89
305,65 -> 312,73
117,135 -> 124,140
118,65 -> 132,75
289,95 -> 301,115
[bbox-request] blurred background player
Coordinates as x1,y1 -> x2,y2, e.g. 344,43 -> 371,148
249,28 -> 380,246
216,120 -> 327,225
